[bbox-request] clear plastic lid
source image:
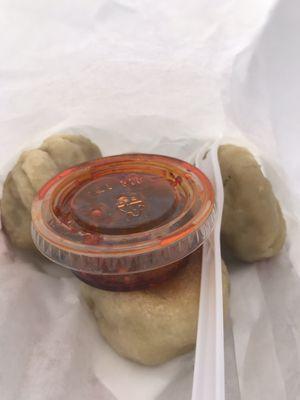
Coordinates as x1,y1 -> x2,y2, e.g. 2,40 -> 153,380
31,154 -> 215,278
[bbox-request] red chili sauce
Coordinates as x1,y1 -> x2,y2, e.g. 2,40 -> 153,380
32,154 -> 214,291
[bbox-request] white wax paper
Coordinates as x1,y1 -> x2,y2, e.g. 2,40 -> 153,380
1,0 -> 300,399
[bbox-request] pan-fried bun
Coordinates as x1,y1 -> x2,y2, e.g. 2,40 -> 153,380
81,250 -> 229,366
218,144 -> 286,262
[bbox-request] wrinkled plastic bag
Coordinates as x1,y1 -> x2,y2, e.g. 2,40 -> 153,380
1,0 -> 300,399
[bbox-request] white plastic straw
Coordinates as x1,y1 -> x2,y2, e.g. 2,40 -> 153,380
192,142 -> 225,400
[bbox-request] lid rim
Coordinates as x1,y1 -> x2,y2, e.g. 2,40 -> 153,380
31,207 -> 215,274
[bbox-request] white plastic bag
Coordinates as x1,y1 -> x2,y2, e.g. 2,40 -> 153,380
2,0 -> 300,399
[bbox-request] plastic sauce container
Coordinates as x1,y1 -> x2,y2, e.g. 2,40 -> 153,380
31,154 -> 215,291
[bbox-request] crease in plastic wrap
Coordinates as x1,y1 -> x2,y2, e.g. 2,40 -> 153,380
1,1 -> 300,400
